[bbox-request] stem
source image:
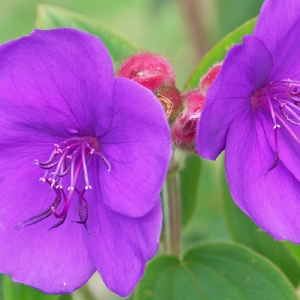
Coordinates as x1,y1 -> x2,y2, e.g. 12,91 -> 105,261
162,151 -> 183,257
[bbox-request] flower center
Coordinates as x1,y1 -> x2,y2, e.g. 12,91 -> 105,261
251,79 -> 300,173
15,136 -> 111,232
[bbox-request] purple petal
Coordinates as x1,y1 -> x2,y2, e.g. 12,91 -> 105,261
225,110 -> 300,242
264,21 -> 300,83
0,28 -> 115,139
0,159 -> 95,293
197,35 -> 273,160
254,0 -> 300,55
85,184 -> 162,297
98,77 -> 171,217
0,28 -> 170,296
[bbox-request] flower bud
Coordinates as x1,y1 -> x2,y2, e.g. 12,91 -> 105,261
156,85 -> 182,121
117,52 -> 175,91
199,63 -> 222,93
171,89 -> 205,151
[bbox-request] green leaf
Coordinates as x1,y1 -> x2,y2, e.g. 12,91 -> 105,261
179,154 -> 201,227
0,274 -> 3,300
134,243 -> 297,300
184,17 -> 256,90
36,4 -> 138,65
58,294 -> 72,300
221,165 -> 300,287
3,276 -> 60,300
125,294 -> 134,300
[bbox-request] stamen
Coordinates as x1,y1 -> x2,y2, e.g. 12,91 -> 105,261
15,195 -> 61,230
36,160 -> 58,170
55,165 -> 71,177
51,149 -> 69,179
69,147 -> 80,189
81,142 -> 91,189
17,135 -> 111,231
78,197 -> 88,224
34,149 -> 58,167
49,214 -> 67,231
73,196 -> 89,233
287,82 -> 300,103
51,188 -> 74,219
95,151 -> 112,172
252,79 -> 300,174
274,113 -> 300,144
279,103 -> 300,125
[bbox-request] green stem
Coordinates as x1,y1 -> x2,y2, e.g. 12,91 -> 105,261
162,151 -> 183,257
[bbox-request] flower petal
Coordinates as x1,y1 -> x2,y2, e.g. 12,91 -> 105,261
85,183 -> 162,297
261,21 -> 300,83
98,77 -> 171,217
225,110 -> 300,242
0,159 -> 95,293
254,0 -> 300,55
0,28 -> 115,139
197,35 -> 273,160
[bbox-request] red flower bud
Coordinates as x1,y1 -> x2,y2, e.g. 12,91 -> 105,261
199,63 -> 222,93
171,89 -> 205,151
117,52 -> 175,91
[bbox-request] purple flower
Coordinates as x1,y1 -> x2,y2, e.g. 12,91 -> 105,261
0,28 -> 171,296
197,0 -> 300,241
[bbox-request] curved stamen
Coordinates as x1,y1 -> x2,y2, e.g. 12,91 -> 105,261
15,195 -> 61,230
35,149 -> 58,167
51,192 -> 73,219
78,197 -> 88,224
49,214 -> 67,231
279,103 -> 300,125
73,196 -> 89,233
274,112 -> 300,144
288,88 -> 300,103
53,148 -> 69,170
36,160 -> 59,170
95,150 -> 112,172
55,165 -> 71,177
52,160 -> 82,218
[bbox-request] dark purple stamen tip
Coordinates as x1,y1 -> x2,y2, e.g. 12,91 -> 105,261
266,149 -> 279,175
49,214 -> 67,231
15,195 -> 61,230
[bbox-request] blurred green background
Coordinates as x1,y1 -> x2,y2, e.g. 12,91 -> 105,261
0,0 -> 264,299
0,0 -> 263,87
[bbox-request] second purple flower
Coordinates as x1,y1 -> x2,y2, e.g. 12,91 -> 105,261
197,0 -> 300,242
